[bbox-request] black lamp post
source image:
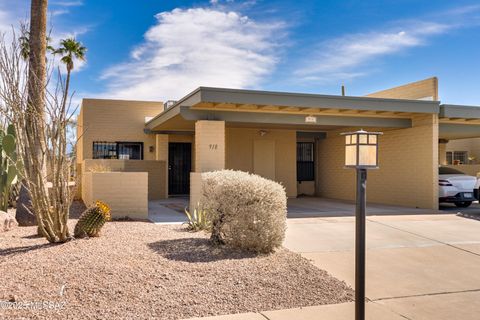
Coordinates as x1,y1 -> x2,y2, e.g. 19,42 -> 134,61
341,129 -> 382,320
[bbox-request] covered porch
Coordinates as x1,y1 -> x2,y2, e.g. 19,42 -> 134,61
145,87 -> 441,211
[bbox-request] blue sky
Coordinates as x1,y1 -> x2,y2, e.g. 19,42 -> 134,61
1,0 -> 480,105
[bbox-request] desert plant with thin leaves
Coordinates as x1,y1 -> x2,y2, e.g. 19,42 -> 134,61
184,204 -> 212,232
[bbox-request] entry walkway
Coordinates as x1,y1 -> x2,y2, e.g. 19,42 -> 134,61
148,197 -> 188,224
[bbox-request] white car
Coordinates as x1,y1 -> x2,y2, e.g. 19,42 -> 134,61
439,166 -> 477,208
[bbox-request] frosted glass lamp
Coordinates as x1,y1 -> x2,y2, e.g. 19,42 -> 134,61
341,130 -> 382,169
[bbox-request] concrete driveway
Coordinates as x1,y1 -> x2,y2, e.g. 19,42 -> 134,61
284,211 -> 480,319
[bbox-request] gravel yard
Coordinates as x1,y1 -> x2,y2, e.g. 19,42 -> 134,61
0,214 -> 353,320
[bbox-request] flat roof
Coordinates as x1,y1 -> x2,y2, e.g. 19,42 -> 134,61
440,104 -> 480,119
145,87 -> 440,130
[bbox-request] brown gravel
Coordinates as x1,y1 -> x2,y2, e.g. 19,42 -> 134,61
0,214 -> 353,320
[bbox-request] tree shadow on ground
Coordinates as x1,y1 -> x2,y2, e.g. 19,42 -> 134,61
0,243 -> 51,257
148,237 -> 258,263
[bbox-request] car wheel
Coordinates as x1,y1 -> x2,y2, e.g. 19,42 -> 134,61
455,201 -> 472,208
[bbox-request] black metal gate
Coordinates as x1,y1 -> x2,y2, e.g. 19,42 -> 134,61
168,143 -> 192,195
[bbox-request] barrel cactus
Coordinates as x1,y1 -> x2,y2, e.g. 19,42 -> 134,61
0,124 -> 19,212
74,200 -> 111,238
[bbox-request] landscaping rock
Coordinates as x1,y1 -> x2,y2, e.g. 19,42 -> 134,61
15,185 -> 36,226
1,210 -> 18,232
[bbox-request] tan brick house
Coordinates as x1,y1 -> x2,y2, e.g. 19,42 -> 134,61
76,77 -> 480,215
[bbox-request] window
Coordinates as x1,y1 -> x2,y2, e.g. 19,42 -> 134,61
297,142 -> 315,181
93,142 -> 143,160
446,151 -> 468,165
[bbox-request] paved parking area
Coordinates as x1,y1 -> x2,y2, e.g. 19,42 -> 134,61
184,198 -> 480,319
285,213 -> 480,319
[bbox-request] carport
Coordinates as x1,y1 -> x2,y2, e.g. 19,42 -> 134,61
145,87 -> 442,211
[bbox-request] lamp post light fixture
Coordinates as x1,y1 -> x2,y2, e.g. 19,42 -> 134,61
340,129 -> 382,320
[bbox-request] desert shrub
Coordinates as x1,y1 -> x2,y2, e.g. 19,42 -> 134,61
74,200 -> 111,238
201,170 -> 287,253
184,204 -> 212,232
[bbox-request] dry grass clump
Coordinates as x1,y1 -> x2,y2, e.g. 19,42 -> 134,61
202,170 -> 287,253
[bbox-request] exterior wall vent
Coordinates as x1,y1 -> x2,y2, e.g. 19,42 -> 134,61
164,100 -> 177,110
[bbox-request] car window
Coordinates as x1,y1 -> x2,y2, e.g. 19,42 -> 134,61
439,167 -> 465,175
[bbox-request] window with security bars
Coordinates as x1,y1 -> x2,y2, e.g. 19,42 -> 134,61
93,142 -> 143,160
446,151 -> 468,165
297,142 -> 315,181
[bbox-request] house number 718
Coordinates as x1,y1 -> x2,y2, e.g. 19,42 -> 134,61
209,144 -> 218,150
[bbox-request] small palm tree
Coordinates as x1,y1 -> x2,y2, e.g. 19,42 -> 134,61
54,38 -> 87,108
18,29 -> 55,61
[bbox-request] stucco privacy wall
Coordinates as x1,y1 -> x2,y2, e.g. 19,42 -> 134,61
76,99 -> 163,162
82,172 -> 148,220
82,159 -> 167,199
317,114 -> 439,209
226,128 -> 297,197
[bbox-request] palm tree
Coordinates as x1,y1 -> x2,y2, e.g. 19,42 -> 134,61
54,38 -> 86,109
19,29 -> 55,61
16,0 -> 49,227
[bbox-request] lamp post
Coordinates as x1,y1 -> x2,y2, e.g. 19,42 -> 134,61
341,129 -> 382,320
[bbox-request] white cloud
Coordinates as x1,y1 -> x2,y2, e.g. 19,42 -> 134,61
295,22 -> 449,83
51,1 -> 84,7
100,8 -> 284,101
294,3 -> 480,84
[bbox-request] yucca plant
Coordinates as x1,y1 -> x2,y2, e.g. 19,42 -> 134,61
184,204 -> 211,232
74,200 -> 111,238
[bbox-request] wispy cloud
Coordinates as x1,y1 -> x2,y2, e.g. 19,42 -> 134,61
295,5 -> 480,83
100,8 -> 285,100
295,22 -> 448,82
51,1 -> 84,7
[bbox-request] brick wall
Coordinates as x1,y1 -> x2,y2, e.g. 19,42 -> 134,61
317,114 -> 439,209
366,77 -> 438,101
82,159 -> 166,200
77,98 -> 163,163
82,172 -> 148,220
446,138 -> 480,164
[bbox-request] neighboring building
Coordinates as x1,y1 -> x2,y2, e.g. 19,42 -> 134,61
76,77 -> 480,214
444,138 -> 480,165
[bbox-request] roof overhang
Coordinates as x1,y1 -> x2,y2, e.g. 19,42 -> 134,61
440,104 -> 480,120
145,87 -> 441,132
439,104 -> 480,139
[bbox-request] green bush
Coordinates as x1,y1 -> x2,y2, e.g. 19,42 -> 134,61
201,170 -> 287,253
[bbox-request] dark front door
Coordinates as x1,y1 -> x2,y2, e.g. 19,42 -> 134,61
168,143 -> 192,195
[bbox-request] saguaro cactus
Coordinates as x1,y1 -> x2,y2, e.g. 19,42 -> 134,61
0,124 -> 19,212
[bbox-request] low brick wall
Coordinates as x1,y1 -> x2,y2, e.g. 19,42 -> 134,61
80,159 -> 166,200
82,172 -> 148,220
